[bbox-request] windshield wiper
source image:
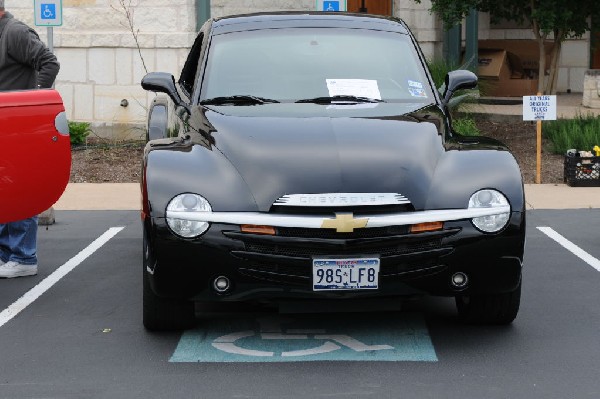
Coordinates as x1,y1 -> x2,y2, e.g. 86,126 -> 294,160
200,95 -> 280,106
295,95 -> 384,104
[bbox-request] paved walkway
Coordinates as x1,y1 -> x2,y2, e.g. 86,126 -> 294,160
53,183 -> 600,211
465,93 -> 600,121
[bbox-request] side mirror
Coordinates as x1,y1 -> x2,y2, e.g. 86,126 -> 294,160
141,72 -> 189,112
442,70 -> 478,105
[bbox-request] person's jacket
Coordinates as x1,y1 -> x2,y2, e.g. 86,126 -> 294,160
0,12 -> 60,91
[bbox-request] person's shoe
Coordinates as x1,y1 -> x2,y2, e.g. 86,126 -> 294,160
0,261 -> 38,278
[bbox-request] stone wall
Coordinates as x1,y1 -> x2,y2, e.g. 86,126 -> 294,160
477,13 -> 588,93
6,0 -> 197,139
583,70 -> 600,108
3,0 -> 590,138
211,0 -> 443,60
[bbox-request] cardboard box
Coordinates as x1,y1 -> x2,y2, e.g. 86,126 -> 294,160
477,49 -> 512,80
475,47 -> 540,97
479,40 -> 553,73
484,77 -> 539,97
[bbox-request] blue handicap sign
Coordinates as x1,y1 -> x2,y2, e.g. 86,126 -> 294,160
41,4 -> 56,20
323,1 -> 340,11
170,313 -> 437,363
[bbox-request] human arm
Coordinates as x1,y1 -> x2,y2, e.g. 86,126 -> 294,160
6,22 -> 60,88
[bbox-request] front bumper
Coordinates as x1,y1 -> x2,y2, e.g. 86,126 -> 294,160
145,209 -> 525,303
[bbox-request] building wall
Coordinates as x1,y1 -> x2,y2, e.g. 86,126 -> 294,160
6,0 -> 196,139
478,13 -> 589,93
4,0 -> 589,136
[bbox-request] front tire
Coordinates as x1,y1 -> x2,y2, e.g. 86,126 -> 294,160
455,281 -> 521,325
143,230 -> 196,331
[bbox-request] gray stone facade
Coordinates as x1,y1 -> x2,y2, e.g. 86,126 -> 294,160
3,0 -> 591,136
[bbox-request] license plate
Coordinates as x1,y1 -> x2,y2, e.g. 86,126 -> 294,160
312,258 -> 380,291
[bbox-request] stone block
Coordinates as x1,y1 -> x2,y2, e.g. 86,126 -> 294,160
582,70 -> 600,108
94,85 -> 148,125
504,30 -> 535,40
55,84 -> 74,120
60,33 -> 93,48
155,33 -> 196,49
560,41 -> 589,68
55,48 -> 88,83
569,68 -> 587,93
73,84 -> 95,121
156,49 -> 183,77
557,68 -> 569,93
38,207 -> 55,226
89,49 -> 116,84
116,48 -> 134,86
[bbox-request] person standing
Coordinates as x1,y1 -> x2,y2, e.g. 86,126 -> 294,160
0,0 -> 60,278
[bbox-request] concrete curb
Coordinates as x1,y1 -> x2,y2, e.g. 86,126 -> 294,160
52,183 -> 600,211
54,183 -> 140,211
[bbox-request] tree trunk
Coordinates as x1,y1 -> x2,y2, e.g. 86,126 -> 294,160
532,19 -> 547,94
545,33 -> 563,94
537,39 -> 546,94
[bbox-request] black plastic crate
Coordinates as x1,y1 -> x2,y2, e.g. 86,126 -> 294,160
564,155 -> 600,186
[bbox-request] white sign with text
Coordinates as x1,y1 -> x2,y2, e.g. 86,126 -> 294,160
523,95 -> 557,121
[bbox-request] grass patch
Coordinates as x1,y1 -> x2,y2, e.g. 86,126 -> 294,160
452,117 -> 480,136
544,114 -> 600,154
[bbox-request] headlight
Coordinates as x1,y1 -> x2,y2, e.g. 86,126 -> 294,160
166,193 -> 212,238
468,189 -> 510,233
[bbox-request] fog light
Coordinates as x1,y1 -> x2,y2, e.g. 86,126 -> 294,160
451,272 -> 468,288
213,276 -> 231,293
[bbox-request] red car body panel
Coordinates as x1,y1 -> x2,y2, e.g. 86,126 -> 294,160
0,89 -> 71,223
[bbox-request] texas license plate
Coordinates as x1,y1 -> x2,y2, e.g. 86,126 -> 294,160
312,258 -> 380,291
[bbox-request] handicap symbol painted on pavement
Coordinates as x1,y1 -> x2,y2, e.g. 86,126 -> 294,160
41,4 -> 56,19
170,313 -> 437,362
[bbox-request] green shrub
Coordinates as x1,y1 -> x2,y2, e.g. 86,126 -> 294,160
426,59 -> 480,112
427,59 -> 461,93
452,117 -> 480,136
69,121 -> 92,145
544,114 -> 600,154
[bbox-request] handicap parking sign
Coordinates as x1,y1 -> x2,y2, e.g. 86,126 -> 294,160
316,0 -> 347,12
41,4 -> 56,19
34,0 -> 63,27
324,1 -> 340,11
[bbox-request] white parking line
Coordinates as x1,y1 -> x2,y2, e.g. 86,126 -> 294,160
0,227 -> 124,329
537,226 -> 600,272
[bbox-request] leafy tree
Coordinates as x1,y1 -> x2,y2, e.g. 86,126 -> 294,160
415,0 -> 600,94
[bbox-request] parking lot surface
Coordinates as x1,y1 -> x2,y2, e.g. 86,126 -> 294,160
1,208 -> 599,398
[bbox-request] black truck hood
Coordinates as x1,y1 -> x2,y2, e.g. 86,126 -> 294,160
201,103 -> 445,211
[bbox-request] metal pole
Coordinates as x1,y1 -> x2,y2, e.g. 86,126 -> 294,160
47,26 -> 53,53
464,9 -> 478,71
196,0 -> 211,31
444,24 -> 461,67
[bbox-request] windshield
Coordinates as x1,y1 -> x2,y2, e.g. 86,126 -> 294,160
201,28 -> 434,104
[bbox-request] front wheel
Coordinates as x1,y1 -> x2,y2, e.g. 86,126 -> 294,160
455,281 -> 521,325
143,230 -> 196,331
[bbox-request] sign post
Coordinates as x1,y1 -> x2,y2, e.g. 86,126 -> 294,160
523,94 -> 557,184
34,0 -> 63,53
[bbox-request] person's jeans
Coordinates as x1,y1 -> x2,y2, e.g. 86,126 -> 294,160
0,217 -> 38,265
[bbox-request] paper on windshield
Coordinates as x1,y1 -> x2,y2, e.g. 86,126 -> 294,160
326,79 -> 382,100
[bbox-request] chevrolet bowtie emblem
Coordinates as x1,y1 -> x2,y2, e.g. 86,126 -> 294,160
321,213 -> 368,233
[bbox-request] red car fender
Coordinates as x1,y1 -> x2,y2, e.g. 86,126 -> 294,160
0,89 -> 71,223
